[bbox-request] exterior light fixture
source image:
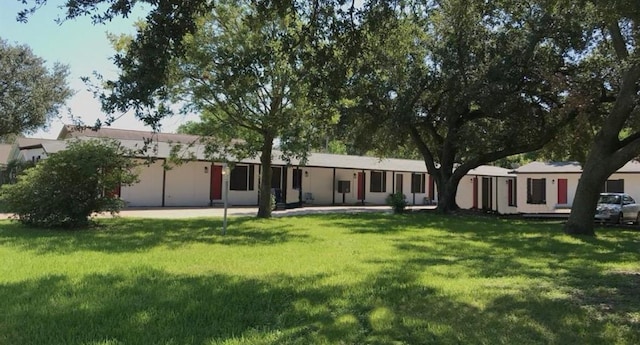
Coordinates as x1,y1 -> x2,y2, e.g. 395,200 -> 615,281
304,171 -> 309,177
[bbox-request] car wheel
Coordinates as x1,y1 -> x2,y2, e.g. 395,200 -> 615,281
636,212 -> 640,225
614,212 -> 623,225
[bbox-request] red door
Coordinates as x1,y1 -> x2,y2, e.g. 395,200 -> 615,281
210,165 -> 223,200
357,172 -> 365,200
472,177 -> 478,209
557,178 -> 568,204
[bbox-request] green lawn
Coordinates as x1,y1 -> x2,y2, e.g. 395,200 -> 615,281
1,213 -> 639,345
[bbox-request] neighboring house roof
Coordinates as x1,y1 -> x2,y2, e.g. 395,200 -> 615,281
16,137 -> 68,154
16,137 -> 66,149
0,144 -> 12,166
59,125 -> 203,144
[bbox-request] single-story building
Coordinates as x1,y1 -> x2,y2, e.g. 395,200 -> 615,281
513,161 -> 640,214
3,125 -> 515,213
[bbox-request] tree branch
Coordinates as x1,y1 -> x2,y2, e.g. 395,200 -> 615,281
408,126 -> 438,174
608,21 -> 629,60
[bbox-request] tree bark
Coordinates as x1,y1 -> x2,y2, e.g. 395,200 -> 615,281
256,135 -> 274,218
434,170 -> 462,214
564,57 -> 640,235
436,178 -> 460,214
563,150 -> 611,236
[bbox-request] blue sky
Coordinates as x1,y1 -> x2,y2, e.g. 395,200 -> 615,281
1,2 -> 197,139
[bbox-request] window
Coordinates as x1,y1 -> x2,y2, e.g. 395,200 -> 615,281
292,169 -> 302,189
370,171 -> 387,193
602,179 -> 624,193
230,165 -> 255,191
411,173 -> 426,193
507,178 -> 517,206
623,195 -> 635,205
527,178 -> 546,204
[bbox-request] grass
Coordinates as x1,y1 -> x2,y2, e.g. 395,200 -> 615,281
0,212 -> 639,345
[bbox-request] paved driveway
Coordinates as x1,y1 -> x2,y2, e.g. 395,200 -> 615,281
0,205 -> 435,220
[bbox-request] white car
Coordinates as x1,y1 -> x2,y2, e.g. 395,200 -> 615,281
595,193 -> 640,224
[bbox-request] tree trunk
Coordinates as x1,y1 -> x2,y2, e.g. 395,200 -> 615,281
256,135 -> 274,218
563,156 -> 609,236
434,171 -> 461,214
564,61 -> 640,235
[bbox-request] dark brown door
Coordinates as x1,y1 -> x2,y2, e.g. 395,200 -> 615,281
482,177 -> 492,210
210,165 -> 223,200
357,172 -> 365,200
395,174 -> 403,194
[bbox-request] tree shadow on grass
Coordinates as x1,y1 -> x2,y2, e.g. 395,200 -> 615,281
0,217 -> 312,255
3,263 -> 628,345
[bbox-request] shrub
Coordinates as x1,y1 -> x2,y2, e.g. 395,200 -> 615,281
0,139 -> 138,228
386,192 -> 408,214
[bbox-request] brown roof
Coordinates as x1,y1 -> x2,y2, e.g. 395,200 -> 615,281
58,125 -> 203,144
52,125 -> 510,175
514,160 -> 640,174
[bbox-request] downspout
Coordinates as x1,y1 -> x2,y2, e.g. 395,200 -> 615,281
332,168 -> 336,205
495,176 -> 499,214
161,158 -> 167,207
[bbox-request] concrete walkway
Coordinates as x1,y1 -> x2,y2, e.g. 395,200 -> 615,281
0,205 -> 436,220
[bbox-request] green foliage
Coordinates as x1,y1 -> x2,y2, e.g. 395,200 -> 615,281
0,159 -> 35,186
0,140 -> 138,228
0,38 -> 72,137
385,192 -> 408,214
155,0 -> 341,218
562,2 -> 640,234
1,214 -> 639,344
337,1 -> 586,212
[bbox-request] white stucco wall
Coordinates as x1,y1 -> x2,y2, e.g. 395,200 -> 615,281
515,173 -> 581,213
333,169 -> 359,204
121,160 -> 165,207
610,173 -> 640,202
164,161 -> 211,207
455,176 -> 518,214
496,177 -> 518,214
20,148 -> 46,163
227,164 -> 259,206
364,170 -> 393,205
305,167 -> 338,205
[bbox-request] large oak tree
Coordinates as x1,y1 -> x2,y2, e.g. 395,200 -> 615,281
562,2 -> 640,235
337,0 -> 582,213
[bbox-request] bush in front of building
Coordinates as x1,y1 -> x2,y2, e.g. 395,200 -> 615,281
386,192 -> 408,214
0,139 -> 138,228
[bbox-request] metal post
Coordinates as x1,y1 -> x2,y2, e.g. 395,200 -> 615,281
222,164 -> 230,235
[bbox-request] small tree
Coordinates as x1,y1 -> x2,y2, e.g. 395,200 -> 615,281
0,139 -> 138,228
0,38 -> 72,137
